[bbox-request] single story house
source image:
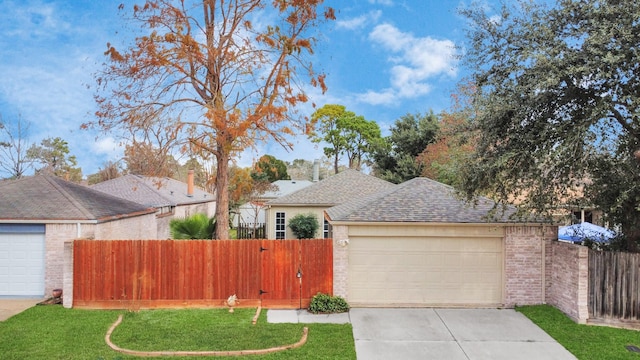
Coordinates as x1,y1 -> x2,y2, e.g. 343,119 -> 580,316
91,171 -> 216,239
233,179 -> 314,228
326,177 -> 556,308
264,169 -> 395,239
0,175 -> 157,298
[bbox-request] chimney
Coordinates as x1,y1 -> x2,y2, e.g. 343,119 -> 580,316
187,169 -> 194,197
313,159 -> 320,182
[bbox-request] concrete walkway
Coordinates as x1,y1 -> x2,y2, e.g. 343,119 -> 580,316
267,308 -> 577,360
267,308 -> 351,324
0,298 -> 41,321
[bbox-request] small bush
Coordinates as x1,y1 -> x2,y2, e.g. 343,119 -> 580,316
308,292 -> 350,314
288,213 -> 319,239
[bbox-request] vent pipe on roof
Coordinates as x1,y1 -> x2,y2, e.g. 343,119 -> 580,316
313,159 -> 320,182
187,169 -> 194,197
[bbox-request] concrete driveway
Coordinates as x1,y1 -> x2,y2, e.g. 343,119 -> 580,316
0,298 -> 41,321
350,308 -> 577,360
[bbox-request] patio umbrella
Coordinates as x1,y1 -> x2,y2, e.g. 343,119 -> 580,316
558,222 -> 616,243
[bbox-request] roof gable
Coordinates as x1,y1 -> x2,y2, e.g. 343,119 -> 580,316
326,177 -> 522,223
0,175 -> 155,222
268,169 -> 395,206
91,174 -> 214,208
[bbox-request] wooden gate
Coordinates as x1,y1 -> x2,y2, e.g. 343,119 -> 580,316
72,239 -> 332,309
260,238 -> 333,308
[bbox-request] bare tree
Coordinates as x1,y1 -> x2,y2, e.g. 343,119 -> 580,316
0,114 -> 36,179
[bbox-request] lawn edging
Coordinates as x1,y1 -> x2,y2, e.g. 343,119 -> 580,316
105,314 -> 309,357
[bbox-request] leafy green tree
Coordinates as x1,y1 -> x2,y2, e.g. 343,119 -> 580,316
419,84 -> 477,186
253,155 -> 290,182
309,104 -> 382,173
28,137 -> 82,182
288,213 -> 320,239
419,112 -> 475,187
372,112 -> 439,183
170,213 -> 216,239
458,1 -> 640,249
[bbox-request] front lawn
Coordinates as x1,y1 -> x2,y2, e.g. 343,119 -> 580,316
0,306 -> 355,360
518,305 -> 640,360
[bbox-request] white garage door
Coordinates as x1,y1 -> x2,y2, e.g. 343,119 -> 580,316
349,236 -> 503,306
0,230 -> 45,297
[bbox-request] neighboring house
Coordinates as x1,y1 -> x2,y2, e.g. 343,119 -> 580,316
326,176 -> 555,308
265,169 -> 395,239
91,172 -> 216,239
0,174 -> 157,298
233,179 -> 314,227
554,205 -> 604,226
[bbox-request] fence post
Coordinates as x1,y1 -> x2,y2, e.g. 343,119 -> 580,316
576,245 -> 589,323
62,240 -> 74,308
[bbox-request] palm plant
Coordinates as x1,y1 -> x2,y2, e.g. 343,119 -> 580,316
170,213 -> 217,239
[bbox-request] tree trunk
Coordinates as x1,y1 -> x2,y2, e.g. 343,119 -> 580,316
214,150 -> 230,240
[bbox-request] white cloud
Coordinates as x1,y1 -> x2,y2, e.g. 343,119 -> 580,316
336,10 -> 382,30
356,89 -> 397,106
0,1 -> 71,39
93,136 -> 124,157
368,0 -> 394,5
358,23 -> 458,106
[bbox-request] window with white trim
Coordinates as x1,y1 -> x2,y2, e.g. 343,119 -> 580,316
275,212 -> 286,239
324,219 -> 331,239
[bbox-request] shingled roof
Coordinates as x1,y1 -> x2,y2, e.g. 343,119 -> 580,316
91,174 -> 214,208
0,175 -> 155,222
326,177 -> 522,223
267,169 -> 395,207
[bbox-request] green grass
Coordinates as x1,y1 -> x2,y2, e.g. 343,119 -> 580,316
518,305 -> 640,360
0,306 -> 355,360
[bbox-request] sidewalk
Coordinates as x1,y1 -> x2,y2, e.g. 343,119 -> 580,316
266,309 -> 351,324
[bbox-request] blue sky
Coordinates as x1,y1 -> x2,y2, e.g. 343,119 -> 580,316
0,0 -> 482,176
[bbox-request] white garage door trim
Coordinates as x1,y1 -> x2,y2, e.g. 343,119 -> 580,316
0,224 -> 45,297
348,235 -> 504,307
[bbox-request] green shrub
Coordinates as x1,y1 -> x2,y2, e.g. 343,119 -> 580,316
288,213 -> 319,239
308,292 -> 350,314
170,213 -> 216,239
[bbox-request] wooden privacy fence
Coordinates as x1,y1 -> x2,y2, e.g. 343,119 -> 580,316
237,223 -> 266,239
73,239 -> 333,309
589,250 -> 640,320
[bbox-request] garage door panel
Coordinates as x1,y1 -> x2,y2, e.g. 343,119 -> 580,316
0,233 -> 45,296
349,237 -> 503,306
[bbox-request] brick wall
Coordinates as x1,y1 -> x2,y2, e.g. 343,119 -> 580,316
504,225 -> 556,306
546,241 -> 589,323
45,223 -> 96,298
332,225 -> 349,299
60,213 -> 157,307
94,213 -> 157,240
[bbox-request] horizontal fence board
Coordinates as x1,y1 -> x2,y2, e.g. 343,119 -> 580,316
73,239 -> 332,310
